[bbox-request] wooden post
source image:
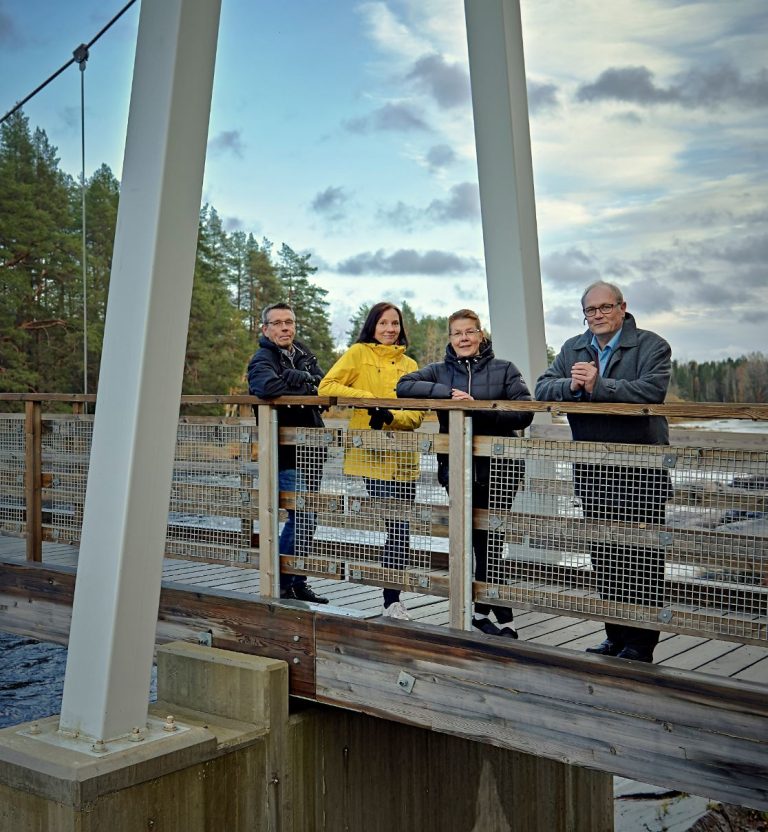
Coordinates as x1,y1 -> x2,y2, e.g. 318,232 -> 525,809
448,409 -> 473,630
258,404 -> 280,599
24,401 -> 42,563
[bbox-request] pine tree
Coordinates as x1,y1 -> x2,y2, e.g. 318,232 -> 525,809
277,243 -> 334,370
183,208 -> 251,405
0,112 -> 79,393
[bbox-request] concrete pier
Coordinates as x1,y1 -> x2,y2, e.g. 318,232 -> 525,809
0,642 -> 613,831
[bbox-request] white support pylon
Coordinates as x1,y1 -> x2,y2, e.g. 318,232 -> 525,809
59,0 -> 222,742
464,0 -> 548,391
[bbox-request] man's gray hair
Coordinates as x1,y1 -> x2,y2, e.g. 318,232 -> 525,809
261,302 -> 295,326
580,281 -> 623,307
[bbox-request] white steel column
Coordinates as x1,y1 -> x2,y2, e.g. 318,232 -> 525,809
464,0 -> 547,390
59,0 -> 221,742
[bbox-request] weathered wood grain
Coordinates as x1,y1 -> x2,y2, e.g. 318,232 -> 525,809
314,614 -> 768,810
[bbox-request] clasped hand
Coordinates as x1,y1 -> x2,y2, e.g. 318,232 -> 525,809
570,361 -> 598,394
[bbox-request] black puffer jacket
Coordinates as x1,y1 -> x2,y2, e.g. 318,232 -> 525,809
247,336 -> 324,468
397,341 -> 533,486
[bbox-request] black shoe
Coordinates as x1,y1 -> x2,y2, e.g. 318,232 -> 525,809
472,617 -> 502,636
585,639 -> 622,656
616,646 -> 653,663
497,625 -> 518,639
281,584 -> 329,604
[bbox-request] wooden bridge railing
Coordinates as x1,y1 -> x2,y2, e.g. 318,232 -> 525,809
1,394 -> 767,647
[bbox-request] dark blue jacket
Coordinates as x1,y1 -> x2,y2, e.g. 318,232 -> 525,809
397,340 -> 532,486
247,336 -> 324,468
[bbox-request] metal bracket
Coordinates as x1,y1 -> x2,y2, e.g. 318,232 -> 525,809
351,499 -> 361,513
197,631 -> 212,647
322,432 -> 334,445
659,531 -> 674,547
239,490 -> 250,504
397,671 -> 415,694
352,435 -> 363,448
294,558 -> 306,570
326,562 -> 338,574
328,498 -> 338,511
296,495 -> 306,510
486,586 -> 500,599
419,438 -> 432,453
492,443 -> 505,455
658,608 -> 673,624
296,429 -> 306,444
419,507 -> 432,523
489,515 -> 504,531
662,453 -> 677,468
351,568 -> 362,580
418,576 -> 430,589
237,550 -> 249,563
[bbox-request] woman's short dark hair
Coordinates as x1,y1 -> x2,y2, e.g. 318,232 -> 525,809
356,302 -> 409,347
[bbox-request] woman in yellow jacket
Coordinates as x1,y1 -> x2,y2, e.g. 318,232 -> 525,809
319,302 -> 424,619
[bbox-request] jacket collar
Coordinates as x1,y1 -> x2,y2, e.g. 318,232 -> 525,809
445,339 -> 495,366
573,312 -> 639,351
258,334 -> 308,358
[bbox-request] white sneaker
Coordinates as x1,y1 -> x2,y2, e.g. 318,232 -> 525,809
382,601 -> 411,620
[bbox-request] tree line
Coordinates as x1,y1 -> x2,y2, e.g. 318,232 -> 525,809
2,112 -> 765,404
670,355 -> 768,403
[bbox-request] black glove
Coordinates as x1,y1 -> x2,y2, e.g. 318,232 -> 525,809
282,368 -> 314,389
367,407 -> 394,430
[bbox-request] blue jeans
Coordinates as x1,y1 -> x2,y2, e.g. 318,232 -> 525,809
279,468 -> 317,591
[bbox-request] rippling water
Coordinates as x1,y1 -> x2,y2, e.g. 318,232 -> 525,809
0,632 -> 68,729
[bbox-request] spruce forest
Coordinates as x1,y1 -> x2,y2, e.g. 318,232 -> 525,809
1,112 -> 765,403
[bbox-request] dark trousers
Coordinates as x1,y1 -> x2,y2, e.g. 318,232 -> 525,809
574,464 -> 671,653
363,478 -> 415,606
445,458 -> 523,623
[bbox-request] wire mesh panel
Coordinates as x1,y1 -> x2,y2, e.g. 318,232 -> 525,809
0,415 -> 25,535
167,419 -> 258,563
482,437 -> 768,643
286,426 -> 447,592
42,416 -> 92,543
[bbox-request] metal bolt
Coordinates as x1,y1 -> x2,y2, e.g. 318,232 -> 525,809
293,635 -> 300,642
293,657 -> 300,665
91,739 -> 107,753
28,722 -> 41,735
130,727 -> 145,742
163,715 -> 178,732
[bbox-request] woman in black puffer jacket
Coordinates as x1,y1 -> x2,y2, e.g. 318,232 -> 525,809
397,309 -> 533,638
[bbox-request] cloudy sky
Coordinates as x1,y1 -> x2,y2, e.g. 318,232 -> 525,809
1,0 -> 766,361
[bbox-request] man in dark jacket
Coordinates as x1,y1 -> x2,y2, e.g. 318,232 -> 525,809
536,281 -> 672,662
397,309 -> 533,637
247,302 -> 328,604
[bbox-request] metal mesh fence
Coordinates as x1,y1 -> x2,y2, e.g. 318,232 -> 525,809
482,437 -> 768,642
167,420 -> 258,563
0,416 -> 25,535
42,416 -> 92,543
286,426 -> 447,590
4,405 -> 766,644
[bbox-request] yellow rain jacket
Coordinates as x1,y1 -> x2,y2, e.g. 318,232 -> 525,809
319,343 -> 424,481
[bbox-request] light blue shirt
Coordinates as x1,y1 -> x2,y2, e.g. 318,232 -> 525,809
591,327 -> 623,376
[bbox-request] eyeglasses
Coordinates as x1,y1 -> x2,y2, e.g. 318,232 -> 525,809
583,303 -> 620,319
450,328 -> 482,339
266,319 -> 296,327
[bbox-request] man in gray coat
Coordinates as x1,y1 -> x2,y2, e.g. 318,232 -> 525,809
536,281 -> 672,662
